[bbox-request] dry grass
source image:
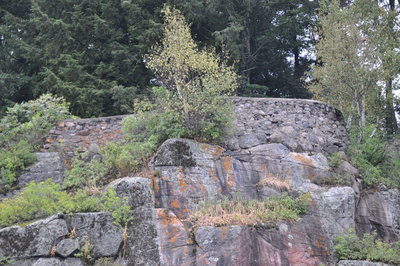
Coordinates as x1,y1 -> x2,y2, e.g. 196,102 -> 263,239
189,194 -> 309,227
257,175 -> 290,192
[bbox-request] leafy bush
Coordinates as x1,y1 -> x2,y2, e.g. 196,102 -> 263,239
189,193 -> 310,227
101,187 -> 133,227
63,152 -> 108,190
0,93 -> 73,148
333,229 -> 400,264
0,141 -> 37,191
0,94 -> 74,192
0,179 -> 101,228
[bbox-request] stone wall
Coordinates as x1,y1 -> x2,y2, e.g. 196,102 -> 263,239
230,97 -> 349,154
43,97 -> 349,165
43,115 -> 127,165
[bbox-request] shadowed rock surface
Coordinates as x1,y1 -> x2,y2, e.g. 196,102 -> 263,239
356,189 -> 400,242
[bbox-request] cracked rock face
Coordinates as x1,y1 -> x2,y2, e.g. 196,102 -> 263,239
3,98 -> 400,265
150,138 -> 359,265
356,189 -> 400,242
0,214 -> 68,258
67,212 -> 123,258
149,138 -> 338,219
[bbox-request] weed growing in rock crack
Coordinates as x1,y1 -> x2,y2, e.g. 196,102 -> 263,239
50,243 -> 56,257
69,227 -> 77,239
189,193 -> 310,227
75,237 -> 95,264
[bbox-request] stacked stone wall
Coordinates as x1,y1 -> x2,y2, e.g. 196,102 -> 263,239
43,115 -> 128,165
230,97 -> 349,154
43,97 -> 349,165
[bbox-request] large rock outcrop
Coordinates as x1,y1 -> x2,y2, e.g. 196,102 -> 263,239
150,138 -> 357,265
2,97 -> 400,265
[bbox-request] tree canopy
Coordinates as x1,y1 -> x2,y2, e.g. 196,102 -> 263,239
308,0 -> 400,137
1,0 -> 317,117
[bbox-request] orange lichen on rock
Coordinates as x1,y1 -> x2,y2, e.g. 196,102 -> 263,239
222,157 -> 236,189
294,154 -> 314,167
171,199 -> 180,209
151,177 -> 160,193
214,147 -> 223,159
222,157 -> 233,173
179,178 -> 187,189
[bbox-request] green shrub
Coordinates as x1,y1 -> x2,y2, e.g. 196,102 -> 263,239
333,229 -> 400,264
0,179 -> 135,229
0,93 -> 73,148
63,141 -> 155,191
0,179 -> 102,228
102,142 -> 155,177
349,126 -> 399,189
190,193 -> 309,227
63,152 -> 108,190
0,94 -> 73,193
328,152 -> 343,169
0,140 -> 37,191
101,187 -> 133,227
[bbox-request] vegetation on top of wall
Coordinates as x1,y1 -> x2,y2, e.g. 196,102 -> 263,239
144,6 -> 237,142
90,6 -> 240,179
333,229 -> 400,264
189,193 -> 310,227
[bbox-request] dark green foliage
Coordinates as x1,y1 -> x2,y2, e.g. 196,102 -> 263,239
334,229 -> 400,264
1,0 -> 317,118
349,127 -> 400,189
176,0 -> 316,98
0,0 -> 162,117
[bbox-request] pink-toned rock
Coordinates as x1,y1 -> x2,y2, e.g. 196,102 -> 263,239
65,122 -> 75,127
156,209 -> 195,265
